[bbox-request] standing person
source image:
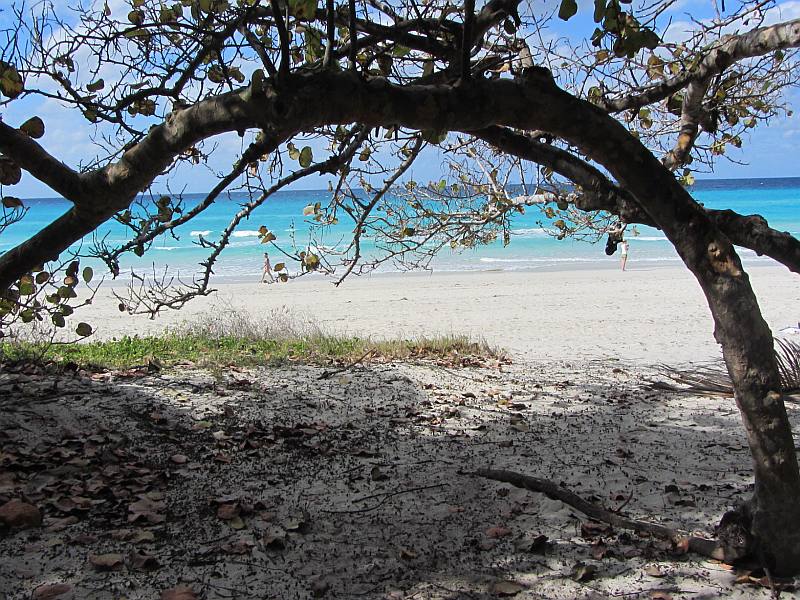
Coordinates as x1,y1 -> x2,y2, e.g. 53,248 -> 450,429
619,239 -> 629,271
262,252 -> 274,283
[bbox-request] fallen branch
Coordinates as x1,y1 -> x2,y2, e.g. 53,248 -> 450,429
474,468 -> 723,559
318,348 -> 376,380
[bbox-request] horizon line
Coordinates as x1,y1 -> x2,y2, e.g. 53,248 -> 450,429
17,174 -> 800,201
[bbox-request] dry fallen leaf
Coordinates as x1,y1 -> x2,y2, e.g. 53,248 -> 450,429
491,580 -> 524,596
514,534 -> 549,554
645,564 -> 666,578
370,465 -> 390,482
282,510 -> 310,533
170,454 -> 188,464
581,520 -> 612,538
216,503 -> 240,521
650,591 -> 673,600
128,550 -> 160,570
572,562 -> 597,582
485,525 -> 512,539
591,541 -> 609,560
31,583 -> 74,600
128,495 -> 166,524
45,516 -> 79,532
161,586 -> 198,600
88,553 -> 124,571
0,499 -> 42,529
263,527 -> 287,550
221,535 -> 256,554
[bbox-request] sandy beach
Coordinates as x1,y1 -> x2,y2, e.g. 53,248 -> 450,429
4,262 -> 800,599
87,263 -> 800,366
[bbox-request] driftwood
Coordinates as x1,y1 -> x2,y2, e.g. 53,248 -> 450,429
474,468 -> 754,563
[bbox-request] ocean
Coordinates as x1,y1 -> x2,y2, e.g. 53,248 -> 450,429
2,177 -> 799,281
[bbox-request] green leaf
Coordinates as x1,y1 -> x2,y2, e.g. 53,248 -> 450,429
299,146 -> 313,168
288,0 -> 317,20
421,129 -> 447,145
303,252 -> 320,270
304,28 -> 323,63
82,266 -> 94,283
207,65 -> 224,83
0,157 -> 22,186
76,322 -> 93,337
83,107 -> 100,122
2,196 -> 23,208
558,0 -> 578,21
19,116 -> 45,139
0,61 -> 24,99
128,9 -> 144,25
52,313 -> 65,328
87,78 -> 105,92
227,66 -> 246,84
593,0 -> 606,23
18,275 -> 36,296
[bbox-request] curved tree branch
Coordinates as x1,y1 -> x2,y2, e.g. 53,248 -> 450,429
598,18 -> 800,113
475,125 -> 800,274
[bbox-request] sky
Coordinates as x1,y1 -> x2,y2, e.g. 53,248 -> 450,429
0,0 -> 798,199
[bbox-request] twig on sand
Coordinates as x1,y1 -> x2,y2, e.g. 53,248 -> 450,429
318,348 -> 376,380
474,468 -> 722,559
321,483 -> 447,514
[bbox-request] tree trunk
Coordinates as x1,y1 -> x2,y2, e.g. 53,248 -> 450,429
549,98 -> 800,574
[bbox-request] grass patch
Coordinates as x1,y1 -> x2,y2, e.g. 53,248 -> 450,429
1,310 -> 503,370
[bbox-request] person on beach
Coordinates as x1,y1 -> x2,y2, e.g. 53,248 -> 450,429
619,239 -> 629,271
262,252 -> 274,283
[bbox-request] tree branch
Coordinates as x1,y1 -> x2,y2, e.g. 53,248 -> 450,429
663,77 -> 711,170
599,18 -> 800,113
270,0 -> 291,78
475,469 -> 728,561
461,0 -> 475,79
0,121 -> 85,202
474,125 -> 800,274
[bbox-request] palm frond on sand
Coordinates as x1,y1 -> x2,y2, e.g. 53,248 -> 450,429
652,338 -> 800,401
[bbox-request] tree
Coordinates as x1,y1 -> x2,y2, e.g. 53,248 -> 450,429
1,0 -> 800,573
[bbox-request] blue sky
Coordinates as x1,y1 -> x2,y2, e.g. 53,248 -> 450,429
1,0 -> 798,199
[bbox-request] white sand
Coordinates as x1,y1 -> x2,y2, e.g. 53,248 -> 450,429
87,263 -> 800,365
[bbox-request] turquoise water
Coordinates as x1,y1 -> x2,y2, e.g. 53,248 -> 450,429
2,177 -> 799,279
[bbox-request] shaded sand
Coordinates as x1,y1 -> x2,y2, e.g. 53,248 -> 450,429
86,264 -> 800,365
2,359 -> 797,599
4,264 -> 800,599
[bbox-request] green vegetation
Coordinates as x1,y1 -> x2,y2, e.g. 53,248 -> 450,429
0,315 -> 501,370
